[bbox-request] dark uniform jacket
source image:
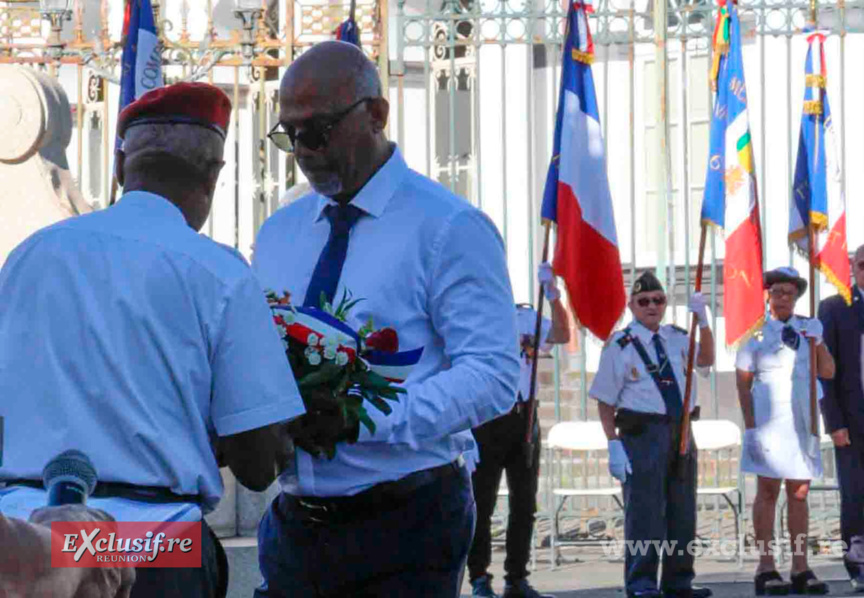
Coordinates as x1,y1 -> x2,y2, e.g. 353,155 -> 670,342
819,287 -> 864,439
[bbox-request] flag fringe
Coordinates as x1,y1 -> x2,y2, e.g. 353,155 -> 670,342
806,74 -> 826,88
804,100 -> 823,115
809,211 -> 829,230
571,48 -> 595,65
819,262 -> 853,306
727,315 -> 765,352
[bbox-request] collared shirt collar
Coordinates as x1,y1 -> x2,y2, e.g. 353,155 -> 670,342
116,190 -> 187,225
313,144 -> 407,223
630,319 -> 668,344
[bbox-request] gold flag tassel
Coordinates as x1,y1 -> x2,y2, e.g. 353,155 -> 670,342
709,1 -> 731,90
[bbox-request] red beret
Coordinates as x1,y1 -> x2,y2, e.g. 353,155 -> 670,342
117,82 -> 232,140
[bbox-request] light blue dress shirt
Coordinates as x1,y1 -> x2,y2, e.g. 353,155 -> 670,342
253,147 -> 520,497
0,192 -> 304,511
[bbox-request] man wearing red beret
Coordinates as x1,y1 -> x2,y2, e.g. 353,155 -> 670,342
0,82 -> 306,598
253,41 -> 521,597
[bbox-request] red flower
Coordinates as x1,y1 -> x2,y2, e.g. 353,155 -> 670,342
365,328 -> 399,353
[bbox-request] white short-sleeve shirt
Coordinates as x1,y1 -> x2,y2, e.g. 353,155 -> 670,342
589,320 -> 702,414
0,192 -> 305,511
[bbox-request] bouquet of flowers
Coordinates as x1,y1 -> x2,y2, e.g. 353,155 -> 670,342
265,289 -> 423,459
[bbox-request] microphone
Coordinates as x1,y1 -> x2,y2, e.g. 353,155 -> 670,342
42,450 -> 98,506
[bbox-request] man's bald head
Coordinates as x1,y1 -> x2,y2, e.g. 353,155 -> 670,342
276,41 -> 392,200
281,42 -> 381,116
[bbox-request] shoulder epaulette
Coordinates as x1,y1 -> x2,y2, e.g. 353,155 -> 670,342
615,329 -> 632,348
670,324 -> 688,335
794,314 -> 811,321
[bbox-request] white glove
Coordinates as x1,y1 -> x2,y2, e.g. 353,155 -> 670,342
538,261 -> 561,302
608,439 -> 632,483
801,318 -> 824,346
688,292 -> 709,327
743,429 -> 765,464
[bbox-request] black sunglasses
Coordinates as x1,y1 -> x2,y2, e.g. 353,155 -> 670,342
636,296 -> 667,307
268,98 -> 371,153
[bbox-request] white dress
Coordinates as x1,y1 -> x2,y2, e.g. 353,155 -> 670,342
735,316 -> 823,480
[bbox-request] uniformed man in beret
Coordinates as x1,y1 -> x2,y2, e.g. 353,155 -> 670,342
0,83 -> 305,597
589,271 -> 715,598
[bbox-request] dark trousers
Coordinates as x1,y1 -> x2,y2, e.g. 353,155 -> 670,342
835,435 -> 864,578
621,420 -> 697,595
130,519 -> 227,598
467,403 -> 541,584
255,464 -> 475,597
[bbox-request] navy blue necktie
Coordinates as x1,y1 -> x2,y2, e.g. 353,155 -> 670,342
652,333 -> 683,419
303,203 -> 363,308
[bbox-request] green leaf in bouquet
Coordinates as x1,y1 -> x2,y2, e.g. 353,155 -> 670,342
358,316 -> 375,339
353,369 -> 397,391
357,405 -> 376,436
297,362 -> 343,388
335,370 -> 352,395
364,393 -> 394,416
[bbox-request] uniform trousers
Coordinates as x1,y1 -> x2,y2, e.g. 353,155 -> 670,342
130,519 -> 227,598
255,461 -> 475,597
835,431 -> 864,578
467,401 -> 541,584
620,418 -> 697,596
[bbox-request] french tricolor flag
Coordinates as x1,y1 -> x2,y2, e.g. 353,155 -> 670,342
540,0 -> 625,341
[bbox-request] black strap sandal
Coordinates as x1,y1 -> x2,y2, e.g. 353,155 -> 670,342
790,570 -> 829,595
755,571 -> 791,596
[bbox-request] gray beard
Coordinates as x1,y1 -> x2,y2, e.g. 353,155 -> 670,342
309,174 -> 344,197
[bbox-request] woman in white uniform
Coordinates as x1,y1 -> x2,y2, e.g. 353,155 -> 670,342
736,267 -> 836,596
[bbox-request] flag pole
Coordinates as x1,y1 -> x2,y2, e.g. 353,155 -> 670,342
525,220 -> 552,468
807,0 -> 819,439
678,223 -> 707,459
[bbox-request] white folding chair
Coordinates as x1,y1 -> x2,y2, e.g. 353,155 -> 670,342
546,421 -> 623,569
692,419 -> 745,568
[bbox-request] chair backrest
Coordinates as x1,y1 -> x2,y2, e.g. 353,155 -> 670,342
546,421 -> 609,452
692,419 -> 741,451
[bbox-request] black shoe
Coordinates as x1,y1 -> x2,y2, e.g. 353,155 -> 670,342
755,571 -> 791,596
502,579 -> 554,598
627,591 -> 663,598
472,575 -> 499,598
790,570 -> 829,595
664,587 -> 713,598
851,575 -> 864,594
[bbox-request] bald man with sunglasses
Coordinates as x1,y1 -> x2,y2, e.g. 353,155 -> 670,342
253,41 -> 520,597
590,271 -> 714,598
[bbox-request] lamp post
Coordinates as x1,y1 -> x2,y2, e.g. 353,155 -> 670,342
234,0 -> 264,65
39,0 -> 71,76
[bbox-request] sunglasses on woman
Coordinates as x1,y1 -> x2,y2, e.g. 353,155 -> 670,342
636,296 -> 667,307
267,98 -> 371,153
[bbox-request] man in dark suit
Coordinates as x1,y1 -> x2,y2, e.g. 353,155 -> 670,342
819,243 -> 864,592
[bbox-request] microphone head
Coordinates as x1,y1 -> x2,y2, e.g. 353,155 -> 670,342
42,449 -> 98,496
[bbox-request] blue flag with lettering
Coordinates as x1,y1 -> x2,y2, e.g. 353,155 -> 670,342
116,0 -> 162,152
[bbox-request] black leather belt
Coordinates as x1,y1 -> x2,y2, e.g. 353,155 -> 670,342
2,479 -> 202,505
283,459 -> 464,524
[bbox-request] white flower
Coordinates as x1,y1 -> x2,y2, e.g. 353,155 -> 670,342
283,311 -> 296,324
307,334 -> 319,346
323,336 -> 339,349
335,351 -> 349,366
307,352 -> 322,366
323,347 -> 337,360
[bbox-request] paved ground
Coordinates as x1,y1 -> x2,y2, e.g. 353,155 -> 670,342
223,540 -> 859,598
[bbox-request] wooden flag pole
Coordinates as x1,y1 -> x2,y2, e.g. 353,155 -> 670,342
678,223 -> 708,458
808,226 -> 819,437
524,220 -> 552,468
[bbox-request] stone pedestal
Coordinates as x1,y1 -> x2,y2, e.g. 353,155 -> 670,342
0,65 -> 93,266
